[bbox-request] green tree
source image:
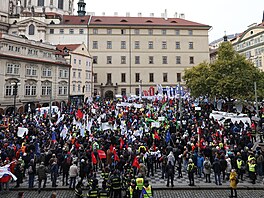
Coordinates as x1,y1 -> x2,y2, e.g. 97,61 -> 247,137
183,42 -> 264,103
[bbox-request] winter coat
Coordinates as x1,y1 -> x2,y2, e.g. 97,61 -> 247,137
230,171 -> 237,189
138,163 -> 147,178
203,160 -> 211,174
197,156 -> 204,168
213,159 -> 221,174
69,164 -> 78,177
167,152 -> 175,166
37,164 -> 47,180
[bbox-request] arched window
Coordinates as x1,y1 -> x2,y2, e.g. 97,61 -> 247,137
58,0 -> 64,9
28,24 -> 35,35
38,0 -> 44,6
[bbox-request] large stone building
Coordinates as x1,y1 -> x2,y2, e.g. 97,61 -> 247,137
0,33 -> 70,114
88,16 -> 210,97
231,19 -> 264,69
0,0 -> 211,99
56,43 -> 93,104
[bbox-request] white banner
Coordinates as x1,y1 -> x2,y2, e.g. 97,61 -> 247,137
17,127 -> 28,138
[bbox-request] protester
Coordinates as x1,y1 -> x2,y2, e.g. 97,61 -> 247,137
165,161 -> 174,187
229,169 -> 238,198
37,162 -> 48,193
0,93 -> 263,195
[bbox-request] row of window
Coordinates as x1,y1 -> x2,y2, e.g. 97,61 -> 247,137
93,56 -> 195,65
236,34 -> 264,51
5,84 -> 68,96
72,83 -> 91,93
93,72 -> 182,84
92,28 -> 193,36
6,63 -> 68,78
73,59 -> 92,69
37,0 -> 64,9
51,29 -> 85,35
92,41 -> 194,50
7,44 -> 52,58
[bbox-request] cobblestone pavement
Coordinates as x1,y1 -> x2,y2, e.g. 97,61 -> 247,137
1,189 -> 264,198
8,167 -> 264,189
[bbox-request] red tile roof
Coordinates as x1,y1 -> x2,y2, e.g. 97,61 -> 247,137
89,16 -> 210,27
60,15 -> 90,25
56,44 -> 81,51
56,44 -> 82,56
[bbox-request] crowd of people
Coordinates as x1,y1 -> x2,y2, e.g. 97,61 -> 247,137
0,95 -> 263,198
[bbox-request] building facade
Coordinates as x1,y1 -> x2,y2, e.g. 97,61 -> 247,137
0,33 -> 70,114
0,0 -> 9,33
231,21 -> 264,69
2,0 -> 211,99
56,43 -> 93,104
88,16 -> 210,97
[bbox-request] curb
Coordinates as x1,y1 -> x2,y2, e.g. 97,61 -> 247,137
8,186 -> 264,191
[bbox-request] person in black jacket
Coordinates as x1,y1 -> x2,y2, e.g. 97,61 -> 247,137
220,155 -> 227,181
14,162 -> 23,188
213,158 -> 222,185
165,161 -> 175,187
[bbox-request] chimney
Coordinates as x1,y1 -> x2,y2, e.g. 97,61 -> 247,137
150,13 -> 154,17
179,13 -> 185,19
102,12 -> 105,16
114,12 -> 118,16
164,9 -> 168,20
126,12 -> 130,17
138,12 -> 142,17
262,10 -> 264,22
174,12 -> 178,18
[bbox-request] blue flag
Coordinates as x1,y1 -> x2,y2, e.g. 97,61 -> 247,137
165,130 -> 171,143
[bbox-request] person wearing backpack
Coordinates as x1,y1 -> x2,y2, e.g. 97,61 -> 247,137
28,159 -> 36,188
165,161 -> 175,187
203,157 -> 211,183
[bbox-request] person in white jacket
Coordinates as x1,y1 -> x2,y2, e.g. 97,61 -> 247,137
226,157 -> 232,181
69,161 -> 78,189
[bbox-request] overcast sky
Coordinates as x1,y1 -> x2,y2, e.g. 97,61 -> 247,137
81,0 -> 264,43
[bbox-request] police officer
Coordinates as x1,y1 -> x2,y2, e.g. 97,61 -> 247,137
87,182 -> 99,198
142,180 -> 153,198
136,174 -> 144,191
109,170 -> 122,198
248,159 -> 257,184
74,181 -> 83,198
101,167 -> 110,182
128,179 -> 139,198
187,159 -> 195,186
236,157 -> 245,181
99,180 -> 110,198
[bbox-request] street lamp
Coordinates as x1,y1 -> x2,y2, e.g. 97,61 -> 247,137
176,82 -> 183,128
139,80 -> 142,99
11,81 -> 21,115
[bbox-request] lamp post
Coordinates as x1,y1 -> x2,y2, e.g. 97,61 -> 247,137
11,81 -> 20,115
176,82 -> 183,128
139,79 -> 142,99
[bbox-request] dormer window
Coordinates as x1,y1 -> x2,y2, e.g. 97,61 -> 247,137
81,19 -> 85,22
120,19 -> 128,22
146,20 -> 153,23
171,20 -> 177,23
94,19 -> 102,22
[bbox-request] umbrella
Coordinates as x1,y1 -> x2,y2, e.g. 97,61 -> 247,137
97,149 -> 106,159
